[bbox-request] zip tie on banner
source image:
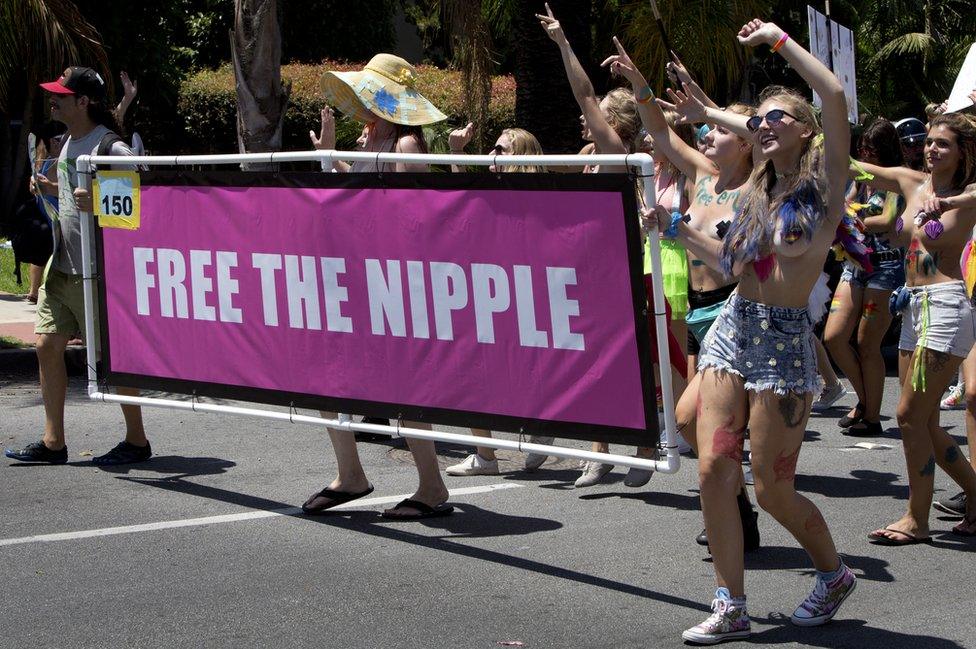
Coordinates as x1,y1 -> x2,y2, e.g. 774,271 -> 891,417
190,390 -> 197,412
492,151 -> 501,178
395,414 -> 403,438
375,151 -> 383,178
289,401 -> 296,424
518,427 -> 525,453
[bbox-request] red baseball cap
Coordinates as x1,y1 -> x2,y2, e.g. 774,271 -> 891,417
40,67 -> 107,100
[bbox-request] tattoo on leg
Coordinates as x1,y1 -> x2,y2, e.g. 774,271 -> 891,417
945,445 -> 960,463
862,301 -> 878,321
778,393 -> 805,429
711,417 -> 744,463
804,508 -> 829,535
920,454 -> 936,477
774,444 -> 802,482
927,350 -> 950,374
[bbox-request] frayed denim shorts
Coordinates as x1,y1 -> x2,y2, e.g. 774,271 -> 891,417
698,293 -> 824,396
897,281 -> 976,359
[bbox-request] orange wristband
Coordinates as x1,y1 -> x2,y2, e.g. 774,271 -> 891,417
771,33 -> 789,53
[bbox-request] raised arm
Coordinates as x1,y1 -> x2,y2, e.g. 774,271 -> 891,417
114,71 -> 137,124
738,20 -> 849,202
448,122 -> 474,173
661,85 -> 753,140
601,36 -> 712,180
537,4 -> 625,154
667,52 -> 719,110
309,106 -> 351,172
848,160 -> 925,195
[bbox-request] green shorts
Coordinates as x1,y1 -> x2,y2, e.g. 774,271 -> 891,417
35,268 -> 99,341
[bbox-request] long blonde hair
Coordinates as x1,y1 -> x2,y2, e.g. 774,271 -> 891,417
720,86 -> 826,276
603,87 -> 640,153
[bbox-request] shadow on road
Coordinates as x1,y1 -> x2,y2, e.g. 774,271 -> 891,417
747,617 -> 966,649
117,475 -> 715,615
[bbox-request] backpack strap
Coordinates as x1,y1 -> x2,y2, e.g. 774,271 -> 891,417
96,131 -> 123,158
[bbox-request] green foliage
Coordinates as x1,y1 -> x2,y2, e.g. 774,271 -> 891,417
178,61 -> 516,154
0,245 -> 28,296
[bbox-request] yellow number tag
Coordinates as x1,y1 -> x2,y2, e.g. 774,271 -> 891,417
93,171 -> 140,230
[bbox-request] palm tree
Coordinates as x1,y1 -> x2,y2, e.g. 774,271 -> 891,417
614,0 -> 771,103
856,0 -> 973,115
0,0 -> 109,225
230,0 -> 290,168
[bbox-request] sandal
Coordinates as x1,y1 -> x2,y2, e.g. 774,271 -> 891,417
844,420 -> 883,437
301,485 -> 374,514
838,403 -> 864,429
867,526 -> 933,545
951,516 -> 976,537
381,498 -> 454,520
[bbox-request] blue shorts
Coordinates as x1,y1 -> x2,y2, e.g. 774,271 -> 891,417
839,250 -> 905,292
698,293 -> 823,397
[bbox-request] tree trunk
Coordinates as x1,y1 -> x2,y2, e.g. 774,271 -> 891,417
231,0 -> 291,170
512,0 -> 593,154
0,87 -> 35,229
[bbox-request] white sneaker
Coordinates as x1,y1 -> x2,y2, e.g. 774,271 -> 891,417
811,381 -> 845,412
523,435 -> 554,470
446,453 -> 499,476
941,383 -> 966,410
574,461 -> 613,488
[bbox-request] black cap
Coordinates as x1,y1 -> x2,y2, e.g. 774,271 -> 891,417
40,67 -> 107,101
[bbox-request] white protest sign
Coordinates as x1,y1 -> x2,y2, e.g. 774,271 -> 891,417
946,43 -> 976,113
807,5 -> 859,124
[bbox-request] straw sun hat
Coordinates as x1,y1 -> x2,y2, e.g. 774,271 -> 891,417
319,54 -> 447,126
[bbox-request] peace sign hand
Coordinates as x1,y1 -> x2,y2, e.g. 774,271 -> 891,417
535,3 -> 567,45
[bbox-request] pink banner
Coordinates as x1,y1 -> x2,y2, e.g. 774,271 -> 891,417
98,173 -> 652,440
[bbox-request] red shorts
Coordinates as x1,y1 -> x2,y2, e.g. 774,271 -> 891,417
644,275 -> 688,377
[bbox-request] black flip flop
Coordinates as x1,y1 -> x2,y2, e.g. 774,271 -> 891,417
867,527 -> 933,546
381,498 -> 454,520
301,485 -> 374,515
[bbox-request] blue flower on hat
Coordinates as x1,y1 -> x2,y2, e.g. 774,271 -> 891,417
374,88 -> 400,116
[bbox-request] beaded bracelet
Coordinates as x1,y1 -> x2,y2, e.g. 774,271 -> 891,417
771,32 -> 789,53
635,85 -> 655,104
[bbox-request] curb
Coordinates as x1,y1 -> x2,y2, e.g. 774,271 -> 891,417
0,346 -> 88,375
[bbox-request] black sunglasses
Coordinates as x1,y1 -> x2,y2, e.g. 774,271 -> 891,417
746,109 -> 802,133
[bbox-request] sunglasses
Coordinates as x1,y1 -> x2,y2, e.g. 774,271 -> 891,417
746,109 -> 802,133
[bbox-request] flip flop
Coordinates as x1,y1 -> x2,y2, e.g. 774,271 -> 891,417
301,485 -> 374,515
867,526 -> 933,546
381,498 -> 454,520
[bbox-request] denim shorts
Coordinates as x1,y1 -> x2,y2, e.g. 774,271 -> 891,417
897,281 -> 976,358
839,251 -> 905,292
698,293 -> 823,396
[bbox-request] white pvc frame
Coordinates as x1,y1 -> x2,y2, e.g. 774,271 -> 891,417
76,150 -> 678,473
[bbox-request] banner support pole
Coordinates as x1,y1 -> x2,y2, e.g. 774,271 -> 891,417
76,155 -> 100,399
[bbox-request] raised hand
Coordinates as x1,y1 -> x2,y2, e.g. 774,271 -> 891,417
664,83 -> 707,124
309,106 -> 336,150
600,36 -> 644,87
120,71 -> 137,102
535,3 -> 566,45
449,122 -> 474,152
667,51 -> 693,85
737,19 -> 783,48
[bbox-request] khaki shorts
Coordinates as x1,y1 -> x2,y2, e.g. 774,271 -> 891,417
35,268 -> 100,342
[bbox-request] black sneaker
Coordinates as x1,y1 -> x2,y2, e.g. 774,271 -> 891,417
92,441 -> 152,465
933,491 -> 966,518
5,441 -> 68,464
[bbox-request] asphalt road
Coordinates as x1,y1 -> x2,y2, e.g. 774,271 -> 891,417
1,370 -> 974,649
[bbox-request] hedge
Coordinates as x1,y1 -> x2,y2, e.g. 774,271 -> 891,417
178,61 -> 516,155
